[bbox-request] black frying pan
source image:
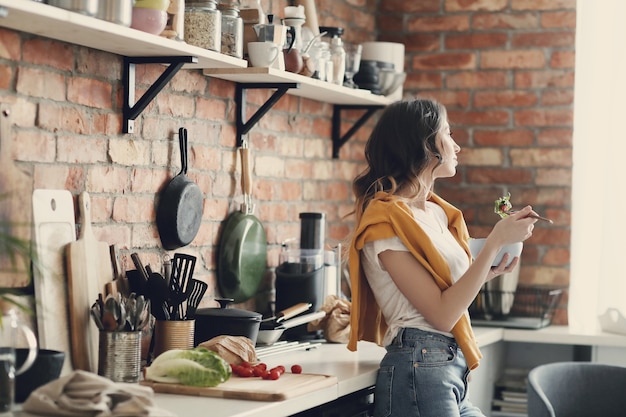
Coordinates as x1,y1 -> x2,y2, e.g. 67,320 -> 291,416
156,127 -> 203,250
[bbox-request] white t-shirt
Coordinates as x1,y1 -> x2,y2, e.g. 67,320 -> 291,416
361,201 -> 471,345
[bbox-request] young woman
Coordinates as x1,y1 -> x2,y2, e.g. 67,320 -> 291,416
347,99 -> 538,417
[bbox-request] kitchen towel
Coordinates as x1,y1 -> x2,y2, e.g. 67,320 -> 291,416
21,370 -> 176,417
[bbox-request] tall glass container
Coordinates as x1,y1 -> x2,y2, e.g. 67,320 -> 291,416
184,0 -> 221,52
219,0 -> 244,58
330,35 -> 346,85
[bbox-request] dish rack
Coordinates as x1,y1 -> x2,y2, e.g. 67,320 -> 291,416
470,286 -> 565,329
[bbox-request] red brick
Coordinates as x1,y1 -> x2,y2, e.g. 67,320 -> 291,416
445,0 -> 507,12
387,33 -> 440,53
87,166 -> 132,193
16,67 -> 65,101
512,0 -> 576,11
512,32 -> 575,48
537,128 -> 572,146
154,92 -> 195,118
67,77 -> 112,109
428,90 -> 471,109
13,129 -> 55,163
542,11 -> 576,28
112,196 -> 158,223
510,148 -> 572,167
458,148 -> 504,166
76,49 -> 120,79
413,52 -> 476,71
473,129 -> 535,146
514,109 -> 573,127
445,71 -> 508,89
57,134 -> 108,164
536,168 -> 571,186
0,29 -> 20,60
446,33 -> 508,49
550,51 -> 575,69
22,38 -> 74,71
480,50 -> 546,69
0,64 -> 11,90
473,90 -> 538,108
541,89 -> 573,106
515,70 -> 574,88
447,109 -> 510,126
407,16 -> 470,33
472,12 -> 539,30
379,0 -> 439,13
405,72 -> 443,90
467,167 -> 533,184
38,102 -> 90,134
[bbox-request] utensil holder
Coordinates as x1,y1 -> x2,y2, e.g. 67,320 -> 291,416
153,320 -> 195,358
98,331 -> 141,383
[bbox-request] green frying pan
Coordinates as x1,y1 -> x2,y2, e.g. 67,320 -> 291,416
217,141 -> 267,303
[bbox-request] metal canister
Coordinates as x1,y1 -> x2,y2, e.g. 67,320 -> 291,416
218,0 -> 243,58
152,319 -> 195,358
98,331 -> 141,383
48,0 -> 98,16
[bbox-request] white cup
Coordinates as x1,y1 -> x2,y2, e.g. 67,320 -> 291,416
247,42 -> 280,68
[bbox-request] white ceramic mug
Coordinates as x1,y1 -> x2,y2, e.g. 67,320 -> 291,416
247,42 -> 280,68
0,309 -> 37,412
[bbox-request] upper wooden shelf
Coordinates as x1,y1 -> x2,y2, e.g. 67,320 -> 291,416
204,67 -> 393,106
0,0 -> 247,70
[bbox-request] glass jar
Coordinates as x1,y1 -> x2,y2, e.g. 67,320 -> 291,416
219,0 -> 244,58
184,0 -> 221,52
330,35 -> 346,85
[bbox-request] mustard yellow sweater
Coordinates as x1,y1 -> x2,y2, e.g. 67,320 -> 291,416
347,191 -> 483,370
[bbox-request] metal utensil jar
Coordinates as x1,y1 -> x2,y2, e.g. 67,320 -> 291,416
185,0 -> 221,51
49,0 -> 98,16
219,1 -> 243,58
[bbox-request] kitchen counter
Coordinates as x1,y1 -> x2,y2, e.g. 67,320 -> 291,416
152,326 -> 626,417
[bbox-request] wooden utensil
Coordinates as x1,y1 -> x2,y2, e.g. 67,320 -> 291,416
66,191 -> 114,372
32,189 -> 76,376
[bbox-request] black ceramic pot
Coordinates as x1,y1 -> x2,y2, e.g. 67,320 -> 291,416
15,349 -> 65,403
194,298 -> 261,346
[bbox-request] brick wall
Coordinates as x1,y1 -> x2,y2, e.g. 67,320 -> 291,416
376,0 -> 576,323
0,0 -> 574,323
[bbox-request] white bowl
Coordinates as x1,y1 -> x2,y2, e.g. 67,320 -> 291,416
468,238 -> 523,267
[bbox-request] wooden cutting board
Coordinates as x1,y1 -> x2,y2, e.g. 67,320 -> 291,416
66,191 -> 114,372
0,102 -> 33,287
32,189 -> 76,376
141,373 -> 337,401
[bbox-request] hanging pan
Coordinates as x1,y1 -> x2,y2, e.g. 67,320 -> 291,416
156,127 -> 203,250
217,139 -> 267,303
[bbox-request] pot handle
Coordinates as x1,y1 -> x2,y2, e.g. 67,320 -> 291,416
178,127 -> 189,175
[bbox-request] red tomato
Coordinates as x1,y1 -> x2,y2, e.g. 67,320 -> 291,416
240,361 -> 253,368
263,369 -> 281,380
238,367 -> 255,378
291,364 -> 302,374
273,365 -> 285,375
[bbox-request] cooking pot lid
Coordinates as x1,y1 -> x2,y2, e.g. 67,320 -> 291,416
196,299 -> 261,321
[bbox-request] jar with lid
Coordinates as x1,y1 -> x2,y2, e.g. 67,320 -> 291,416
218,0 -> 244,58
184,0 -> 221,52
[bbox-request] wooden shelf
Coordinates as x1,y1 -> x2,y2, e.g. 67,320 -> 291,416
0,0 -> 247,70
204,67 -> 393,106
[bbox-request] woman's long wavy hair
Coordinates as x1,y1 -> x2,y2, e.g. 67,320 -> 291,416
352,98 -> 447,223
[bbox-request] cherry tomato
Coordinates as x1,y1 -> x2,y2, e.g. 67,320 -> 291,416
273,365 -> 285,375
291,364 -> 302,374
238,367 -> 255,378
263,369 -> 281,380
240,361 -> 253,368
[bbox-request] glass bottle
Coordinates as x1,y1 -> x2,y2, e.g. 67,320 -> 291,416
330,34 -> 345,85
240,0 -> 265,24
184,0 -> 221,52
219,0 -> 244,58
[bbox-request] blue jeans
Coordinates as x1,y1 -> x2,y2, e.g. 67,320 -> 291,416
373,327 -> 485,417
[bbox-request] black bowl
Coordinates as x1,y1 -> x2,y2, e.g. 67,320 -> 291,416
15,349 -> 65,403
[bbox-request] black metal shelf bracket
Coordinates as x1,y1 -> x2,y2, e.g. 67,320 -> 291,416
235,82 -> 299,147
332,104 -> 384,158
123,55 -> 198,134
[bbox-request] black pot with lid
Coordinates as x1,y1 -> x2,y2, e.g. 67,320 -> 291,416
194,298 -> 262,346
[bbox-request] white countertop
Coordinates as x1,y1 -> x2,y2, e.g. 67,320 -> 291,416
154,341 -> 385,417
151,326 -> 626,417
